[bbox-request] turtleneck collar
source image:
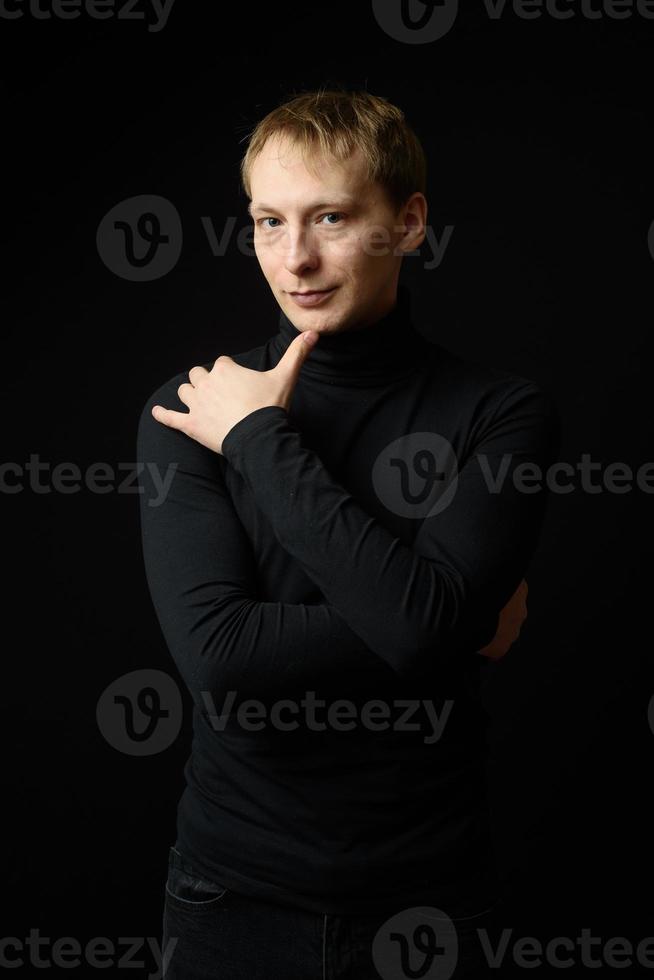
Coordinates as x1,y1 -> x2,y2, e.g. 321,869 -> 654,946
269,284 -> 432,386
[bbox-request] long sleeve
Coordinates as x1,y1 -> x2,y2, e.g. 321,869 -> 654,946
136,385 -> 400,705
133,302 -> 542,915
221,380 -> 561,679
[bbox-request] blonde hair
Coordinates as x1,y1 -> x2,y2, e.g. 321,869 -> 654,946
239,86 -> 427,215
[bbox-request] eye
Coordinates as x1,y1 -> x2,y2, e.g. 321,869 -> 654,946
259,217 -> 281,229
320,212 -> 344,225
257,212 -> 345,229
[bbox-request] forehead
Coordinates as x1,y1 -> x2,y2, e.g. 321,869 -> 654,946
250,133 -> 371,199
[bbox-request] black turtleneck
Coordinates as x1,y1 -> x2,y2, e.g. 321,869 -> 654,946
136,283 -> 561,916
270,284 -> 430,386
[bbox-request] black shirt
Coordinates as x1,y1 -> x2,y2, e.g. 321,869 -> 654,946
136,284 -> 561,916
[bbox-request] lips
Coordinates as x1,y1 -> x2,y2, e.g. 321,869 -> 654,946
288,286 -> 337,308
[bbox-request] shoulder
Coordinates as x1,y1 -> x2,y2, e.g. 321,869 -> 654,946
137,367 -> 191,449
136,363 -> 218,472
432,341 -> 559,419
135,335 -> 272,467
138,366 -> 193,422
424,341 -> 562,458
137,330 -> 278,447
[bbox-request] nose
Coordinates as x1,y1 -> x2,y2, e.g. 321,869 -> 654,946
281,224 -> 320,278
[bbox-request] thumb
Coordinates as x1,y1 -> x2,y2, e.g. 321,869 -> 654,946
277,330 -> 319,378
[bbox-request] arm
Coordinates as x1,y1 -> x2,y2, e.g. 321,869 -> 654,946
221,381 -> 561,679
137,382 -> 411,706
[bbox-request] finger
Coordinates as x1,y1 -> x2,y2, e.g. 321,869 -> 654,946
275,330 -> 318,382
188,365 -> 209,386
288,330 -> 319,366
152,405 -> 189,430
177,382 -> 193,406
212,354 -> 234,371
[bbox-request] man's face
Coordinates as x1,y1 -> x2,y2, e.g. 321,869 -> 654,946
248,133 -> 425,335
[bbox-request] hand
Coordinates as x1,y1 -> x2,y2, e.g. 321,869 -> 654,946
151,330 -> 319,454
477,579 -> 528,661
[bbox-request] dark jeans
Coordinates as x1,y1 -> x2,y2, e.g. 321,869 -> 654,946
162,845 -> 502,979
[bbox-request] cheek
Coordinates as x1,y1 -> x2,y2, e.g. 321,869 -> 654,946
361,225 -> 396,260
257,234 -> 298,264
254,238 -> 279,269
326,232 -> 372,263
337,227 -> 395,265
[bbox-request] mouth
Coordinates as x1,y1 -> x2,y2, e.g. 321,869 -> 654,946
288,286 -> 338,307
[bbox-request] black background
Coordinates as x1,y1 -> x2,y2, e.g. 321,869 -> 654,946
3,0 -> 653,974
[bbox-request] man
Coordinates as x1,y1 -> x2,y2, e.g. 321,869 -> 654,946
137,88 -> 560,979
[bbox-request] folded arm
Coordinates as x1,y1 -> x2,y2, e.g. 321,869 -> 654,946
220,380 -> 561,679
137,385 -> 405,705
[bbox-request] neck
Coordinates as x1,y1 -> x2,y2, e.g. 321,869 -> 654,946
271,284 -> 431,386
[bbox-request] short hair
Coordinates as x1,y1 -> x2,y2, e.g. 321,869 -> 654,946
239,86 -> 427,215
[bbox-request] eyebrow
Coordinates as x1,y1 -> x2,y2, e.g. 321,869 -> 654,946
247,198 -> 357,217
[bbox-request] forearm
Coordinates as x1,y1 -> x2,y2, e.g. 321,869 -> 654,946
222,383 -> 559,678
137,393 -> 398,706
222,408 -> 499,676
141,565 -> 390,704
